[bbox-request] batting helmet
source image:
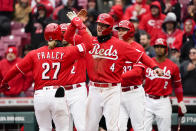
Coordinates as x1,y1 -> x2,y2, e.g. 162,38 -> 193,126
60,23 -> 69,32
44,23 -> 62,41
154,38 -> 168,53
96,13 -> 114,35
115,20 -> 135,40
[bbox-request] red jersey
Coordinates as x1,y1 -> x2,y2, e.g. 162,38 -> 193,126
86,36 -> 157,83
63,25 -> 90,85
65,34 -> 87,85
121,41 -> 146,86
144,58 -> 182,96
16,45 -> 85,90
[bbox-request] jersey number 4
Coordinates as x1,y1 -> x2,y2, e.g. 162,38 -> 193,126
42,62 -> 61,80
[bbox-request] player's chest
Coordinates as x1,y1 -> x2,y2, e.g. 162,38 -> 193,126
146,66 -> 173,80
89,43 -> 119,61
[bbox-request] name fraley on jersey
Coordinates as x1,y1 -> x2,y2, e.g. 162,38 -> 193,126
146,66 -> 171,80
37,52 -> 64,60
89,43 -> 118,60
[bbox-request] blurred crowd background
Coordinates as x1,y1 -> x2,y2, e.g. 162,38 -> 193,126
0,0 -> 196,98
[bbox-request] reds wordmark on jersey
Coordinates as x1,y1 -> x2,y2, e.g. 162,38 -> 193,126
144,58 -> 181,96
86,36 -> 143,83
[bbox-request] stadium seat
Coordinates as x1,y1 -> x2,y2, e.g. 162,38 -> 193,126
11,28 -> 31,46
11,21 -> 24,30
1,35 -> 22,56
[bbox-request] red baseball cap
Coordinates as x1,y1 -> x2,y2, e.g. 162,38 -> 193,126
6,47 -> 17,55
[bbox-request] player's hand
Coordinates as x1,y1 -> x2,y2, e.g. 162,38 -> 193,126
187,62 -> 195,71
71,17 -> 86,30
178,101 -> 187,117
154,68 -> 164,76
77,9 -> 87,22
0,81 -> 10,92
66,11 -> 77,21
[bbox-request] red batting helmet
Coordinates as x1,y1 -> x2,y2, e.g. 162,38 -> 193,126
115,20 -> 135,40
154,38 -> 168,53
96,13 -> 114,35
44,23 -> 62,41
60,23 -> 69,32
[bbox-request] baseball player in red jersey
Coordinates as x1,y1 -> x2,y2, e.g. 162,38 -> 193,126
115,20 -> 146,131
58,15 -> 92,131
0,22 -> 92,131
144,38 -> 187,131
64,13 -> 163,131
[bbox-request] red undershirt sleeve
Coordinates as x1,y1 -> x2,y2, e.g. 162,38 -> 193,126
174,82 -> 183,103
140,53 -> 158,69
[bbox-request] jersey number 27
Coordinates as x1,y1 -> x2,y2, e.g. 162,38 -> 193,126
42,62 -> 61,80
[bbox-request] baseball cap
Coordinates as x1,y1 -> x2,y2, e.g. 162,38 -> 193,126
6,47 -> 17,55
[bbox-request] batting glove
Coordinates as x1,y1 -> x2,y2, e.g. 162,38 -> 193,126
178,101 -> 187,116
71,17 -> 86,30
66,11 -> 77,21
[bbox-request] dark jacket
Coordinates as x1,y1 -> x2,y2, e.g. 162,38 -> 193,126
180,60 -> 196,96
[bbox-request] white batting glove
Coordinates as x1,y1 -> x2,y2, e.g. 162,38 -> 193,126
66,11 -> 77,21
178,101 -> 187,114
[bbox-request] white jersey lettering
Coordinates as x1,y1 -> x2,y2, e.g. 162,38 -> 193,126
37,52 -> 64,60
89,44 -> 118,60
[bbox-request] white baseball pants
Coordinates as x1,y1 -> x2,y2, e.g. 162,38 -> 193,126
144,96 -> 172,131
65,82 -> 87,131
85,83 -> 121,131
118,86 -> 145,131
34,86 -> 70,131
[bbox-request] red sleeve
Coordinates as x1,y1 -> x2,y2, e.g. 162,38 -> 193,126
73,35 -> 83,45
173,65 -> 183,102
1,65 -> 21,84
174,83 -> 183,103
121,66 -> 144,80
78,29 -> 93,51
17,52 -> 33,74
139,53 -> 158,69
123,42 -> 157,69
64,24 -> 77,44
64,44 -> 87,59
